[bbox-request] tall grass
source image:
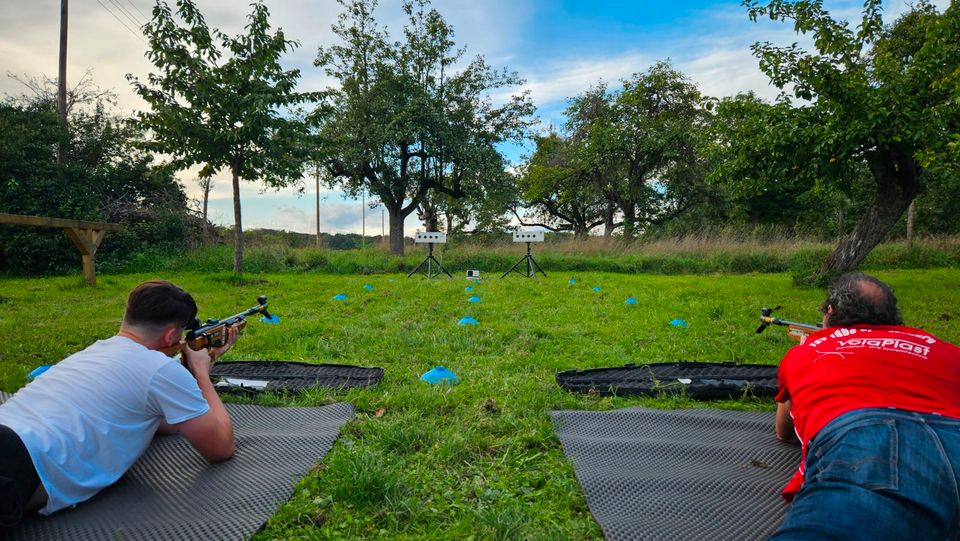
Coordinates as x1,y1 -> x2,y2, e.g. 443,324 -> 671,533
102,233 -> 960,277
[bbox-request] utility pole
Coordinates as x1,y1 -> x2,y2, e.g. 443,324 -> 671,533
57,0 -> 68,163
381,207 -> 384,240
361,189 -> 366,250
315,164 -> 321,249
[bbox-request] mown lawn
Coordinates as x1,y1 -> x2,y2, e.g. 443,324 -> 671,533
1,269 -> 958,539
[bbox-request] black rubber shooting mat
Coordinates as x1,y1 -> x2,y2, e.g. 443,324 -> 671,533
210,360 -> 384,393
550,407 -> 799,540
0,391 -> 354,541
556,362 -> 779,399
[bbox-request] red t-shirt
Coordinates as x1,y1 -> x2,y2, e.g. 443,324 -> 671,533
776,325 -> 960,499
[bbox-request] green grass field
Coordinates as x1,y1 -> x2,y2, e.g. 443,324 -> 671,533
1,268 -> 958,539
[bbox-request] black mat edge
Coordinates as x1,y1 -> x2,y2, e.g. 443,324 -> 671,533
556,361 -> 779,399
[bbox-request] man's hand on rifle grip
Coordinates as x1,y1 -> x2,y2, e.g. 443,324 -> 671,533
182,346 -> 214,379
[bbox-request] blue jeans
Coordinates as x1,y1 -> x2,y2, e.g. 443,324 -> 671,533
773,408 -> 960,540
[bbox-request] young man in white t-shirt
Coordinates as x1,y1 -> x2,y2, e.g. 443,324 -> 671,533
0,280 -> 237,528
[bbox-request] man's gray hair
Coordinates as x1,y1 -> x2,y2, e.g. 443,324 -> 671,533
820,272 -> 903,327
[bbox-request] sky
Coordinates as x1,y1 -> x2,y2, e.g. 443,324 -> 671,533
0,0 -> 942,236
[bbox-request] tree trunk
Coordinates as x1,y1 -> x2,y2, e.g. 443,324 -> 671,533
418,202 -> 438,232
621,204 -> 637,240
603,204 -> 616,237
202,179 -> 211,222
231,165 -> 244,274
388,209 -> 405,256
573,226 -> 588,241
807,148 -> 919,285
906,200 -> 915,247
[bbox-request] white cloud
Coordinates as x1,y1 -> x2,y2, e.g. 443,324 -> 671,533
679,47 -> 782,102
516,51 -> 654,108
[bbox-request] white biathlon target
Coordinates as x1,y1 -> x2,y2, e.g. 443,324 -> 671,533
415,232 -> 447,244
512,230 -> 544,243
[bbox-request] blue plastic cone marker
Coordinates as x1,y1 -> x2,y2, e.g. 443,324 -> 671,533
465,285 -> 474,292
27,365 -> 52,380
592,286 -> 602,292
625,296 -> 638,305
568,278 -> 577,284
468,296 -> 481,303
420,365 -> 460,384
389,278 -> 397,283
363,284 -> 374,291
334,294 -> 348,301
261,314 -> 281,324
458,316 -> 479,326
670,318 -> 690,328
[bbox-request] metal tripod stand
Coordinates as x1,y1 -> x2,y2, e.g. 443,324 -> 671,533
501,242 -> 546,278
407,242 -> 452,278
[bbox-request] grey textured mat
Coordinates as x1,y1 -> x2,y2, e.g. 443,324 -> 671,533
0,391 -> 354,541
551,408 -> 800,541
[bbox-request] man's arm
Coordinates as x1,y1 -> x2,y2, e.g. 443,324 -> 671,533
775,400 -> 798,443
171,327 -> 238,461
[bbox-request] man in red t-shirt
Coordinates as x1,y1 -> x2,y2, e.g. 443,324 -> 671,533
772,272 -> 960,540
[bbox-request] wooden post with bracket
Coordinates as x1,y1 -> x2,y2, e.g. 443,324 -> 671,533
0,212 -> 123,286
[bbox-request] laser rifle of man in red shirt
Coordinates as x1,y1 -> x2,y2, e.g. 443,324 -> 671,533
773,272 -> 960,539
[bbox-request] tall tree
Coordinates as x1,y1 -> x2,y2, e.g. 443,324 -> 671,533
313,0 -> 534,255
128,0 -> 312,272
568,64 -> 707,239
738,0 -> 959,283
515,133 -> 608,239
705,92 -> 874,238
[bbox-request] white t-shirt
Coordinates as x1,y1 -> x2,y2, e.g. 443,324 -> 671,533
0,335 -> 209,514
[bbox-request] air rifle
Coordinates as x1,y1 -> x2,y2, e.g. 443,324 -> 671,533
756,306 -> 821,342
161,296 -> 272,358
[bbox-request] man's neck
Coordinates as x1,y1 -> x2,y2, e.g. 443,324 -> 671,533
117,327 -> 157,349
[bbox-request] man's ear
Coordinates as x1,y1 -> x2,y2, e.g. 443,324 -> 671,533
160,324 -> 182,347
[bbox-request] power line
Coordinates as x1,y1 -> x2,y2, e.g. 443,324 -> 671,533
124,0 -> 150,22
107,0 -> 147,29
95,0 -> 147,45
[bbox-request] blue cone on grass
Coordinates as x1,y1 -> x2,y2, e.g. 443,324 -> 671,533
420,366 -> 459,384
458,317 -> 479,325
465,285 -> 474,292
334,294 -> 348,301
670,318 -> 690,328
625,296 -> 638,305
261,314 -> 281,324
468,296 -> 481,303
592,286 -> 602,292
363,284 -> 374,291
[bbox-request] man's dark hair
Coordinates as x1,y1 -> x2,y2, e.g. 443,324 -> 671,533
123,280 -> 198,330
820,272 -> 902,327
